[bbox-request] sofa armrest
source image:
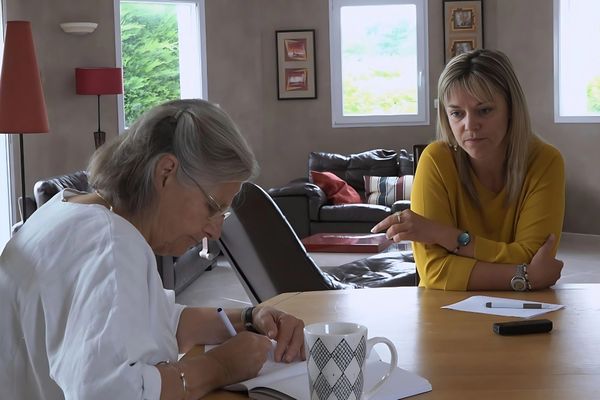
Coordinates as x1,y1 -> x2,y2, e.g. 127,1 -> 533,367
268,181 -> 327,220
268,181 -> 328,238
391,200 -> 411,213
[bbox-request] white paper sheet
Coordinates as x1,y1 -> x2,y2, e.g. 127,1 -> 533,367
442,295 -> 564,318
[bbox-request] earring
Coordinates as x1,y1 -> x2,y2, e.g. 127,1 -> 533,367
452,144 -> 458,152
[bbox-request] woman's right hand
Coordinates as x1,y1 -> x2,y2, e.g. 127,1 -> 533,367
528,234 -> 564,289
204,331 -> 273,386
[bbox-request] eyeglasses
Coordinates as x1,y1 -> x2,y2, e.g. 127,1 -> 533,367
180,167 -> 232,219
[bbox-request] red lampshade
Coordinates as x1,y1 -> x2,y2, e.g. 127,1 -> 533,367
75,67 -> 123,95
0,21 -> 49,134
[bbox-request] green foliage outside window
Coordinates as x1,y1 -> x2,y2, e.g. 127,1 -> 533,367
343,75 -> 416,115
121,3 -> 180,126
341,17 -> 417,116
587,76 -> 600,113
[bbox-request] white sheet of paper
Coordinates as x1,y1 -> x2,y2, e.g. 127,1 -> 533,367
442,295 -> 564,318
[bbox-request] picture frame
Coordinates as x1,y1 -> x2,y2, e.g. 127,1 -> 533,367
443,0 -> 483,63
276,29 -> 316,100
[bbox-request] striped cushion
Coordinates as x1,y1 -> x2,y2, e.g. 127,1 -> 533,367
363,175 -> 413,206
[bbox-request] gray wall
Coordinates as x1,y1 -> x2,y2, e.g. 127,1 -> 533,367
6,0 -> 600,234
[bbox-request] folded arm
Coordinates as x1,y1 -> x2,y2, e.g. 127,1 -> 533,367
372,144 -> 565,290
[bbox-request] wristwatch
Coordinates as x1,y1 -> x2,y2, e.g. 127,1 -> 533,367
510,263 -> 531,291
453,231 -> 471,253
242,306 -> 259,333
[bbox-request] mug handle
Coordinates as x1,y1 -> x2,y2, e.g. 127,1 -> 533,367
362,337 -> 398,400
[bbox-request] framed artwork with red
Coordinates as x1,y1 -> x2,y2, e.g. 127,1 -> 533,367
276,30 -> 316,99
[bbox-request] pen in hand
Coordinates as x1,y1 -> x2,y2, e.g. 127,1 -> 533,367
218,307 -> 280,362
485,301 -> 552,309
217,307 -> 237,337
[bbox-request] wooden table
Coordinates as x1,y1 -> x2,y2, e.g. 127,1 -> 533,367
269,285 -> 600,399
203,284 -> 600,399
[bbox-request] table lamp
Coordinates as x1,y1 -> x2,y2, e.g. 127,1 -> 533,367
0,21 -> 49,222
75,67 -> 123,149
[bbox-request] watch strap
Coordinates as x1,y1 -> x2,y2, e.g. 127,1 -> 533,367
521,264 -> 532,291
242,306 -> 258,333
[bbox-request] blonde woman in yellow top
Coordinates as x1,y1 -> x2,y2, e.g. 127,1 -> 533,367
372,49 -> 565,291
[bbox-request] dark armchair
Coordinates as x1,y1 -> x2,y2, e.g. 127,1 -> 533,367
219,182 -> 416,304
268,148 -> 414,238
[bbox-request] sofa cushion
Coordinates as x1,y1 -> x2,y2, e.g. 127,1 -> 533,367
310,171 -> 361,204
347,149 -> 399,191
308,149 -> 403,193
364,175 -> 413,206
319,203 -> 391,222
308,152 -> 350,182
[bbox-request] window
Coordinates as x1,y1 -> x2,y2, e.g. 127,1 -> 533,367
329,0 -> 429,127
554,0 -> 600,123
116,0 -> 207,129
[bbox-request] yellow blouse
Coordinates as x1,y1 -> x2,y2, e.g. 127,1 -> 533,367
411,139 -> 565,290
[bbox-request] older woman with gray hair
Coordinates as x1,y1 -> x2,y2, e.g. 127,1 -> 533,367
0,99 -> 305,399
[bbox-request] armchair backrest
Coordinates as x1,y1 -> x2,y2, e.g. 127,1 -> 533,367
33,170 -> 89,207
308,149 -> 413,194
218,182 -> 349,304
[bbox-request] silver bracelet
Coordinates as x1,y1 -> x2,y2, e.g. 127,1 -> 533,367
158,360 -> 187,397
172,363 -> 187,395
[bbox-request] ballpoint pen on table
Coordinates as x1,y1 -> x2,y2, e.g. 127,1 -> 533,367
217,307 -> 237,336
485,301 -> 553,309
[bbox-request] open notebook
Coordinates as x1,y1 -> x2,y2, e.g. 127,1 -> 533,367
225,349 -> 432,400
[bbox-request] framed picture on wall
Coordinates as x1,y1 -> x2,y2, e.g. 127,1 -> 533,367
276,29 -> 317,99
443,0 -> 483,63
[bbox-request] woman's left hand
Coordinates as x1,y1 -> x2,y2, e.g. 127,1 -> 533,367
252,306 -> 305,363
371,209 -> 442,245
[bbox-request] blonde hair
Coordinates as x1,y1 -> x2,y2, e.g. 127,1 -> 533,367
436,49 -> 535,206
88,99 -> 259,216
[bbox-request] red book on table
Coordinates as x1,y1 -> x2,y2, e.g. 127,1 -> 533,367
301,233 -> 393,253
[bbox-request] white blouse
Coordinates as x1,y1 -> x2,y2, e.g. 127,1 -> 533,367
0,189 -> 186,399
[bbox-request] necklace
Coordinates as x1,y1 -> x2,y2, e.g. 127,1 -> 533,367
94,190 -> 114,212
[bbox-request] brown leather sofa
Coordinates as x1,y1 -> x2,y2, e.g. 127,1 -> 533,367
268,149 -> 414,238
13,171 -> 215,294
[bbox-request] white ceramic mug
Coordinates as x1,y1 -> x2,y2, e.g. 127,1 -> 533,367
304,322 -> 398,400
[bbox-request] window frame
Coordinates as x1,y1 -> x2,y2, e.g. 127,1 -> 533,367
329,0 -> 429,128
113,0 -> 208,132
553,0 -> 600,123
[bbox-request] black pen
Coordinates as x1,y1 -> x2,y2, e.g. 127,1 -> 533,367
485,301 -> 552,309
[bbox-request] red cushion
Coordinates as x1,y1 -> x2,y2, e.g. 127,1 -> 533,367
310,171 -> 361,204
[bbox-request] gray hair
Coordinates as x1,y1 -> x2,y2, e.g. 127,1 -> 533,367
436,49 -> 536,207
88,99 -> 259,216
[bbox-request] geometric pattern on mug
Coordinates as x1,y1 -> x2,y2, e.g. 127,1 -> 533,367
313,372 -> 363,400
308,337 -> 367,400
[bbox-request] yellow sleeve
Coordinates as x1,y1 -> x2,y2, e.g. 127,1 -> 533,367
473,144 -> 565,263
411,143 -> 476,290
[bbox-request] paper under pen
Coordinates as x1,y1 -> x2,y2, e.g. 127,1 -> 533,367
217,307 -> 237,337
485,301 -> 552,309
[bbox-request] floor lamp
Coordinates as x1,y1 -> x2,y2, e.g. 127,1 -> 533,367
0,21 -> 49,223
75,67 -> 123,149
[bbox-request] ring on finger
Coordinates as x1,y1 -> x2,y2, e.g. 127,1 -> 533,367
396,212 -> 402,223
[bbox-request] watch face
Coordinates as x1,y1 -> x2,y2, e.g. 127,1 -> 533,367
511,276 -> 527,292
458,231 -> 471,247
